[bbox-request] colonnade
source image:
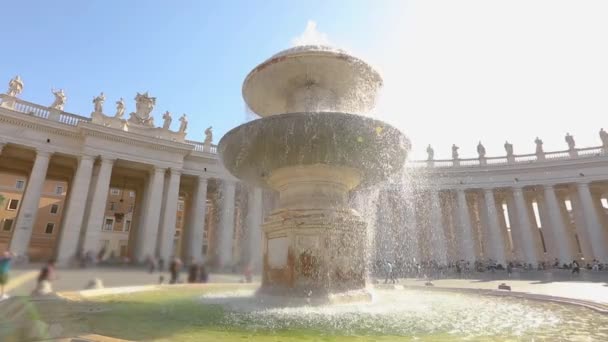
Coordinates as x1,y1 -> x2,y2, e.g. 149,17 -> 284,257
1,144 -> 264,267
411,183 -> 608,265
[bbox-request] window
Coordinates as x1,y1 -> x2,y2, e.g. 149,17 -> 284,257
129,191 -> 135,198
176,215 -> 182,226
110,188 -> 120,196
177,201 -> 185,211
2,219 -> 14,231
124,220 -> 131,232
128,204 -> 134,213
15,180 -> 25,189
50,204 -> 59,214
55,185 -> 64,195
103,218 -> 114,231
602,198 -> 608,209
7,199 -> 19,211
109,202 -> 116,211
45,223 -> 55,234
174,230 -> 181,237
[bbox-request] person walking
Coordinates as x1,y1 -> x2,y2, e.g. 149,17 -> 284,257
33,259 -> 56,295
0,251 -> 14,300
169,257 -> 182,284
187,257 -> 199,283
384,261 -> 396,284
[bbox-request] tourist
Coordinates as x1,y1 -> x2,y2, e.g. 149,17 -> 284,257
0,251 -> 14,300
147,255 -> 157,273
243,263 -> 253,283
199,264 -> 209,283
384,261 -> 396,284
187,257 -> 199,283
33,259 -> 56,295
571,260 -> 580,275
169,257 -> 182,284
507,262 -> 513,276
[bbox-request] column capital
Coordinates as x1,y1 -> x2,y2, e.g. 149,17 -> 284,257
35,149 -> 53,158
100,155 -> 116,164
198,175 -> 209,183
575,180 -> 591,187
482,187 -> 495,194
153,166 -> 167,174
79,154 -> 95,162
168,168 -> 182,176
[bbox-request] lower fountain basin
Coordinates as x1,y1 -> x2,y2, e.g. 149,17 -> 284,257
218,112 -> 410,188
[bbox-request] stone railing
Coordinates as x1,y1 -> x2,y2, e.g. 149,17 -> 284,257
1,94 -> 218,154
410,145 -> 608,168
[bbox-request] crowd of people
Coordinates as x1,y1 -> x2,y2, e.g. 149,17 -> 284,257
374,257 -> 608,281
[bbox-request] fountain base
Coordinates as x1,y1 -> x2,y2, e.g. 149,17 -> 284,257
260,207 -> 369,302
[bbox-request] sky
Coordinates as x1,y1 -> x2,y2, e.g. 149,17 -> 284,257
2,1 -> 608,160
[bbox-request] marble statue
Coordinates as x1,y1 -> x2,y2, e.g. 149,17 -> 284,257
50,88 -> 66,110
178,114 -> 188,133
128,92 -> 156,127
504,141 -> 514,156
477,141 -> 486,158
204,126 -> 213,144
535,137 -> 544,154
451,144 -> 459,160
600,128 -> 608,147
92,92 -> 105,113
162,111 -> 172,129
7,76 -> 23,97
565,133 -> 576,150
426,144 -> 434,161
115,98 -> 125,118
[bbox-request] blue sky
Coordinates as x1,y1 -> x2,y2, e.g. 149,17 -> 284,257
1,0 -> 401,145
2,1 -> 608,160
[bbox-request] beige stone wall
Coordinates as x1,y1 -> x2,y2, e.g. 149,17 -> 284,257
0,173 -> 67,260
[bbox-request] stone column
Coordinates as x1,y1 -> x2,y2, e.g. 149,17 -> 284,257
217,180 -> 236,268
157,169 -> 182,261
134,166 -> 166,262
185,176 -> 207,262
245,187 -> 263,270
575,182 -> 608,261
512,186 -> 538,265
542,184 -> 574,263
482,188 -> 507,265
10,150 -> 52,256
429,190 -> 448,265
82,157 -> 114,254
55,155 -> 95,263
455,189 -> 475,262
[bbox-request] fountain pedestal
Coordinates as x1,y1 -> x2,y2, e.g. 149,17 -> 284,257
258,165 -> 369,302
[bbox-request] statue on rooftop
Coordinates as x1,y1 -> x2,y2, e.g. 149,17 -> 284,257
92,92 -> 105,113
204,126 -> 213,144
535,137 -> 544,155
50,88 -> 66,110
115,98 -> 125,118
426,144 -> 434,161
162,111 -> 172,129
128,92 -> 156,127
7,76 -> 23,97
178,114 -> 188,133
477,141 -> 486,159
504,141 -> 514,156
600,128 -> 608,147
451,144 -> 459,160
565,133 -> 575,150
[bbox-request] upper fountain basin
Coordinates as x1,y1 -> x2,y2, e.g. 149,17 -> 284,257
218,112 -> 410,188
243,45 -> 383,117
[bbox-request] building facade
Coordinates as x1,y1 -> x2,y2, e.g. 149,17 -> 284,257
0,78 -> 265,270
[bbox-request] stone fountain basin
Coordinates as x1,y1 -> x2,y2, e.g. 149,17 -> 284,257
218,112 -> 410,188
243,46 -> 383,117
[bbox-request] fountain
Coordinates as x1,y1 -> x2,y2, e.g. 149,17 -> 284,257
218,45 -> 410,302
